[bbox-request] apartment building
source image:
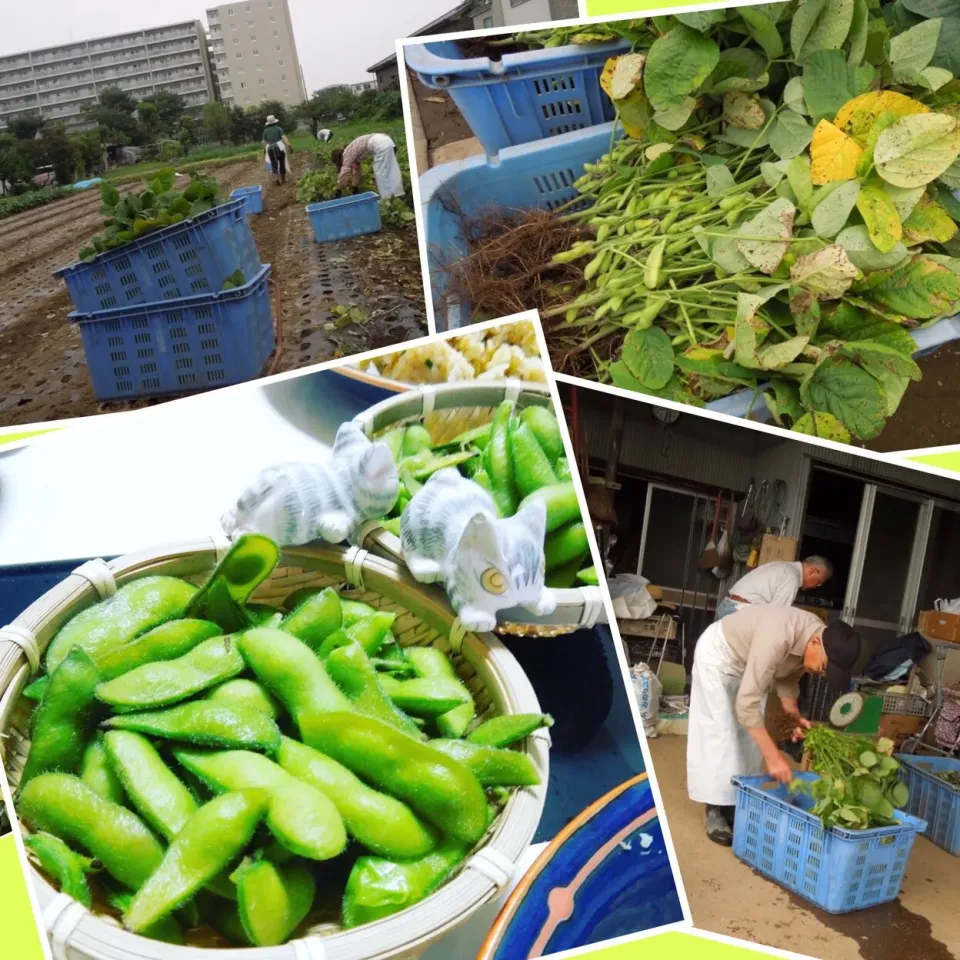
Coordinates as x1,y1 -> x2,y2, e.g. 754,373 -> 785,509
471,0 -> 577,28
207,0 -> 307,109
0,21 -> 215,133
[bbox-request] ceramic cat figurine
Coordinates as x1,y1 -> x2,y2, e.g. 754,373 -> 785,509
401,468 -> 557,632
221,421 -> 399,547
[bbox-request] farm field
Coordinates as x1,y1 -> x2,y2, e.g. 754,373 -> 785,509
0,152 -> 425,426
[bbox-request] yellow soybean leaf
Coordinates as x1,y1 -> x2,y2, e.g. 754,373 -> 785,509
834,91 -> 929,141
618,90 -> 651,140
902,196 -> 959,245
810,120 -> 864,185
610,53 -> 646,101
600,57 -> 619,101
856,183 -> 903,253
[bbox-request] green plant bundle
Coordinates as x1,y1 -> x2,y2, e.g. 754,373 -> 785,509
497,1 -> 960,442
0,185 -> 77,221
793,726 -> 909,829
79,170 -> 224,262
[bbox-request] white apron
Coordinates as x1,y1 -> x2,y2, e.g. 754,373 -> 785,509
369,133 -> 404,199
687,620 -> 766,806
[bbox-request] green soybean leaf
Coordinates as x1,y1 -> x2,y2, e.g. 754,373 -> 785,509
848,0 -> 870,64
621,326 -> 674,390
711,231 -> 753,272
800,357 -> 888,438
884,184 -> 925,221
836,225 -> 910,271
937,184 -> 960,220
803,50 -> 875,121
741,5 -> 784,59
759,336 -> 811,370
890,18 -> 943,81
674,348 -> 759,382
771,111 -> 815,160
761,161 -> 787,187
792,0 -> 855,60
737,197 -> 797,274
706,165 -> 737,196
773,379 -> 806,423
654,98 -> 697,131
931,16 -> 960,75
792,411 -> 852,442
901,0 -> 960,16
788,155 -> 815,211
704,48 -> 769,95
734,293 -> 769,367
852,254 -> 960,318
608,363 -> 689,402
724,92 -> 767,130
675,9 -> 728,30
903,195 -> 959,242
791,288 -> 822,337
783,77 -> 808,115
841,341 -> 922,383
856,183 -> 904,253
645,25 -> 720,112
811,180 -> 861,237
875,113 -> 960,187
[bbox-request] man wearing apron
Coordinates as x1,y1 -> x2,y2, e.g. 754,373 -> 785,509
687,605 -> 859,846
715,555 -> 833,619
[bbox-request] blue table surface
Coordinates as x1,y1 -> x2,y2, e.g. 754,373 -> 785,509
0,560 -> 644,843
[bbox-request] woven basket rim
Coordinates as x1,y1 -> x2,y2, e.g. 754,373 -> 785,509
2,538 -> 548,960
353,382 -> 607,634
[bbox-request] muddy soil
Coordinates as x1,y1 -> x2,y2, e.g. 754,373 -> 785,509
412,77 -> 474,153
0,156 -> 426,427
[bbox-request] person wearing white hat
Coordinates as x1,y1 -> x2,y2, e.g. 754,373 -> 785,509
317,129 -> 333,143
262,114 -> 292,185
332,132 -> 405,200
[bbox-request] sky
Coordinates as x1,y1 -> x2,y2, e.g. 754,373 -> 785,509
1,0 -> 457,93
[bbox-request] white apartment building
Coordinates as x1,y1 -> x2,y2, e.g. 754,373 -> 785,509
350,80 -> 377,96
0,21 -> 215,133
471,0 -> 578,28
207,0 -> 307,109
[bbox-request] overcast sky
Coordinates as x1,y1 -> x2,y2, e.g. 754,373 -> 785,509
1,0 -> 456,92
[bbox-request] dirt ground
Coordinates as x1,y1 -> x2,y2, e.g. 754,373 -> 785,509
0,155 -> 426,427
650,735 -> 960,960
862,345 -> 960,454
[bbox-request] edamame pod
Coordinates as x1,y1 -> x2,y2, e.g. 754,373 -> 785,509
510,423 -> 558,499
233,857 -> 315,946
279,588 -> 342,650
24,832 -> 95,907
206,679 -> 280,720
517,483 -> 580,534
237,628 -> 352,732
520,406 -> 564,464
124,789 -> 269,934
377,675 -> 468,717
546,557 -> 582,588
97,619 -> 223,681
316,611 -> 397,658
103,731 -> 198,840
174,749 -> 346,861
340,598 -> 378,626
325,642 -> 422,736
278,737 -> 436,859
22,647 -> 100,785
401,425 -> 433,458
467,713 -> 554,748
430,739 -> 541,786
22,677 -> 48,701
380,427 -> 405,462
281,587 -> 320,613
300,713 -> 488,843
342,839 -> 469,928
46,576 -> 197,674
96,635 -> 245,711
80,736 -> 126,804
577,566 -> 599,585
544,522 -> 589,571
19,773 -> 164,890
622,297 -> 667,329
644,238 -> 667,290
104,701 -> 282,753
244,604 -> 282,628
484,401 -> 517,518
555,457 -> 572,482
406,646 -> 475,738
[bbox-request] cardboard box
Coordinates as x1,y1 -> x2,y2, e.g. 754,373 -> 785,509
878,714 -> 927,748
758,534 -> 797,566
918,610 -> 960,643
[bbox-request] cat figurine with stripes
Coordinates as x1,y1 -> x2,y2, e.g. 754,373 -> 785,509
401,468 -> 557,632
221,421 -> 399,547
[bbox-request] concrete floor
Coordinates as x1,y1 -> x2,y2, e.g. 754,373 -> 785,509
650,735 -> 960,960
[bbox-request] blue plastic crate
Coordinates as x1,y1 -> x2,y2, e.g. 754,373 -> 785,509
731,773 -> 926,913
55,198 -> 262,314
306,192 -> 382,243
898,755 -> 960,855
70,263 -> 274,401
230,184 -> 263,215
405,39 -> 628,155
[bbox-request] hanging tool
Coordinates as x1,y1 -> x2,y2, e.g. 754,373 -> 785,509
737,481 -> 756,531
712,493 -> 737,579
699,491 -> 723,568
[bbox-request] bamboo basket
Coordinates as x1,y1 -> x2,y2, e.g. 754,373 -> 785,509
351,381 -> 607,638
0,538 -> 549,960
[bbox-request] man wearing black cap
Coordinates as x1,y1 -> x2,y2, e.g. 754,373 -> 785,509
686,605 -> 860,846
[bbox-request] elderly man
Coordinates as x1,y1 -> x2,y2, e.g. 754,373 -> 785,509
716,556 -> 832,619
687,604 -> 860,845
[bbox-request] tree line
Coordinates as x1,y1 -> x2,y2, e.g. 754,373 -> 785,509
0,83 -> 403,192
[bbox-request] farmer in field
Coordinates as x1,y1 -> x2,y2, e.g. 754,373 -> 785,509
263,114 -> 292,185
687,605 -> 860,846
331,133 -> 405,200
716,556 -> 833,619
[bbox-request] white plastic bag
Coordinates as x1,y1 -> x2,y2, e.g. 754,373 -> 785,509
607,574 -> 656,620
935,597 -> 960,614
630,662 -> 662,738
